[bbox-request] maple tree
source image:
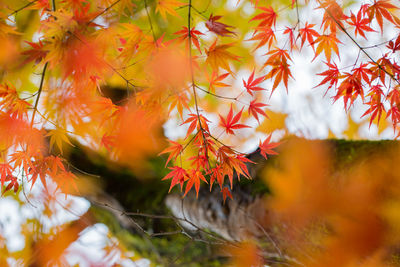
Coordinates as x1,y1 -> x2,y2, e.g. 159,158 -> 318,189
1,0 -> 400,265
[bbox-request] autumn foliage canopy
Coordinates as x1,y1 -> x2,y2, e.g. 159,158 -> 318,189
1,0 -> 400,265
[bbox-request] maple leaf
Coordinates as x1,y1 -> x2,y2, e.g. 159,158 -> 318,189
250,6 -> 277,28
168,91 -> 190,119
243,70 -> 266,96
188,154 -> 209,170
208,71 -> 230,93
299,22 -> 320,50
228,241 -> 262,267
184,169 -> 208,197
219,105 -> 250,135
264,49 -> 293,94
205,14 -> 236,37
259,134 -> 281,159
217,146 -> 252,188
319,0 -> 347,33
31,0 -> 51,15
9,151 -> 33,177
54,170 -> 79,196
283,27 -> 296,51
313,33 -> 341,62
347,10 -> 375,39
162,166 -> 188,192
159,140 -> 183,167
387,35 -> 400,53
209,164 -> 224,189
256,111 -> 288,133
205,40 -> 240,73
248,27 -> 276,50
22,40 -> 48,65
353,63 -> 372,84
315,61 -> 340,93
366,0 -> 399,32
0,162 -> 13,189
221,187 -> 233,203
182,114 -> 210,138
46,128 -> 74,154
63,37 -> 106,80
2,175 -> 19,195
362,101 -> 385,128
0,84 -> 31,119
174,26 -> 204,54
156,0 -> 185,19
61,0 -> 88,11
248,99 -> 269,123
334,74 -> 364,111
100,134 -> 116,151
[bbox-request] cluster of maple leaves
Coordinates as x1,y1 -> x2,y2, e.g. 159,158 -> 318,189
0,0 -> 399,202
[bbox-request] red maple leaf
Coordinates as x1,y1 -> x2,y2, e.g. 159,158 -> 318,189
219,105 -> 250,135
162,166 -> 188,192
387,35 -> 400,53
283,27 -> 296,51
174,26 -> 204,53
221,187 -> 233,203
243,70 -> 266,96
347,10 -> 375,39
315,62 -> 340,93
182,114 -> 210,138
2,175 -> 19,195
259,135 -> 281,159
22,40 -> 48,65
250,6 -> 277,28
248,99 -> 269,123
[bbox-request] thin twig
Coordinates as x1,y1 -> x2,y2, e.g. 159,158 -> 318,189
30,62 -> 48,127
7,0 -> 37,17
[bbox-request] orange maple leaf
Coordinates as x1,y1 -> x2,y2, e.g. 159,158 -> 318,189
299,22 -> 320,50
313,33 -> 341,62
184,169 -> 208,197
156,0 -> 185,19
248,27 -> 276,50
221,187 -> 233,203
264,49 -> 293,93
207,71 -> 230,93
159,140 -> 183,167
205,40 -> 240,73
366,0 -> 399,32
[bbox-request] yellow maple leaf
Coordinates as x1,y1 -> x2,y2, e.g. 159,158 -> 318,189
343,114 -> 363,139
256,110 -> 287,133
205,40 -> 240,74
155,0 -> 185,20
46,128 -> 74,154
